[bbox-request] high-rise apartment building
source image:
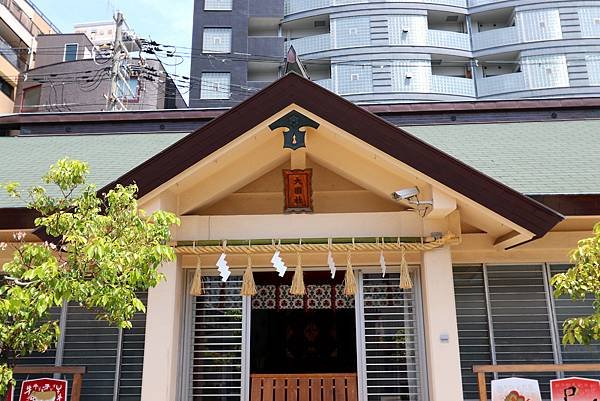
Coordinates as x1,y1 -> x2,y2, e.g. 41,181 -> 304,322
0,0 -> 58,112
190,0 -> 600,107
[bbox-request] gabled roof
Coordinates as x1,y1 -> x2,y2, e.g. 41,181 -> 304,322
95,73 -> 562,237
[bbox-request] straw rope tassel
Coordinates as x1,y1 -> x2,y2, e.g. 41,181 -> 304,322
399,245 -> 413,289
290,252 -> 305,295
241,254 -> 257,296
190,256 -> 204,296
344,250 -> 357,296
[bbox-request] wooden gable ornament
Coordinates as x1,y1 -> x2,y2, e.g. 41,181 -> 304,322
269,110 -> 319,151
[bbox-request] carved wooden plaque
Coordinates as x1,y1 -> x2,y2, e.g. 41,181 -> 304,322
283,169 -> 313,213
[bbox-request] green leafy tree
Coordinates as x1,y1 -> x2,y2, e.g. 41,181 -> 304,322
551,222 -> 600,345
0,159 -> 179,397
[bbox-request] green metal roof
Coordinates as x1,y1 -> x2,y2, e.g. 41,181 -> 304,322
0,119 -> 598,209
401,120 -> 600,196
0,133 -> 187,208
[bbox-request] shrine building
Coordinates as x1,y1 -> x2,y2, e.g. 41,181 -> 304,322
0,73 -> 599,401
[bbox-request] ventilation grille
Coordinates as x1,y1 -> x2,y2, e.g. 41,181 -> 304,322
361,272 -> 421,401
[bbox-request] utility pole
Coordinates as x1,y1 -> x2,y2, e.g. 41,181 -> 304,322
106,11 -> 132,111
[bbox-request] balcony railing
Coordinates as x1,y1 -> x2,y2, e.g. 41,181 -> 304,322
431,75 -> 475,97
428,30 -> 471,51
472,26 -> 519,50
285,0 -> 467,16
0,34 -> 27,70
286,33 -> 331,55
315,78 -> 332,91
477,72 -> 526,97
0,0 -> 47,37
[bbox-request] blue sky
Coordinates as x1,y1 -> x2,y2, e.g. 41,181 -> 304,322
33,0 -> 194,100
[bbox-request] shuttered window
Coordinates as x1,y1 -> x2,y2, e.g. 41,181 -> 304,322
453,266 -> 492,401
359,272 -> 424,401
13,296 -> 147,401
486,265 -> 556,400
549,265 -> 600,379
191,275 -> 245,400
454,264 -> 600,401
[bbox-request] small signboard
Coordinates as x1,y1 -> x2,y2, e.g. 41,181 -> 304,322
19,378 -> 67,401
492,377 -> 542,401
283,169 -> 313,213
551,377 -> 600,401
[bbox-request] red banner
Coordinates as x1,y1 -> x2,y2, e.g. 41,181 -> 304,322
19,378 -> 67,401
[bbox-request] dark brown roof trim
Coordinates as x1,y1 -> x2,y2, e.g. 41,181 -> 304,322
97,73 -> 562,237
528,195 -> 600,216
2,96 -> 600,129
0,208 -> 38,230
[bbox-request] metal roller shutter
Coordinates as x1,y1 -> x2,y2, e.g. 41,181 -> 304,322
62,303 -> 120,401
549,264 -> 600,380
360,272 -> 424,401
453,266 -> 492,401
486,264 -> 556,400
191,275 -> 244,401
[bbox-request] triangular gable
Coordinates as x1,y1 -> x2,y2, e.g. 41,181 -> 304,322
103,73 -> 561,238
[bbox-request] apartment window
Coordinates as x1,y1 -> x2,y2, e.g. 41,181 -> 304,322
64,43 -> 79,62
21,85 -> 41,112
579,8 -> 600,38
453,264 -> 600,401
0,75 -> 14,99
202,28 -> 232,53
117,77 -> 140,101
204,0 -> 232,10
201,72 -> 231,99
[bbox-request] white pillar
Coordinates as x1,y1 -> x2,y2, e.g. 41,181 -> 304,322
421,246 -> 464,401
140,259 -> 183,401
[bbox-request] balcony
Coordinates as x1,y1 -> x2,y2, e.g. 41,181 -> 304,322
472,26 -> 519,51
284,0 -> 467,17
0,0 -> 45,37
286,33 -> 331,55
0,34 -> 26,70
427,30 -> 471,51
315,78 -> 332,91
431,75 -> 475,97
477,72 -> 526,97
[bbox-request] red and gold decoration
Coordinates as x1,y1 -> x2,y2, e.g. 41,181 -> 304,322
283,169 -> 313,213
19,378 -> 67,401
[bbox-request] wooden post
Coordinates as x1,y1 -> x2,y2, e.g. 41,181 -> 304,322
72,373 -> 83,401
477,371 -> 487,401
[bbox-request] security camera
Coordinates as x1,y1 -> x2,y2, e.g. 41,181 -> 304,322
391,187 -> 419,201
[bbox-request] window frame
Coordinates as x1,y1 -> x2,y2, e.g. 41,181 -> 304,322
202,27 -> 233,54
204,0 -> 233,11
200,72 -> 231,100
63,43 -> 79,62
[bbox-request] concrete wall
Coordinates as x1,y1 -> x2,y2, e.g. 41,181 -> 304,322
34,34 -> 94,68
14,58 -> 185,112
